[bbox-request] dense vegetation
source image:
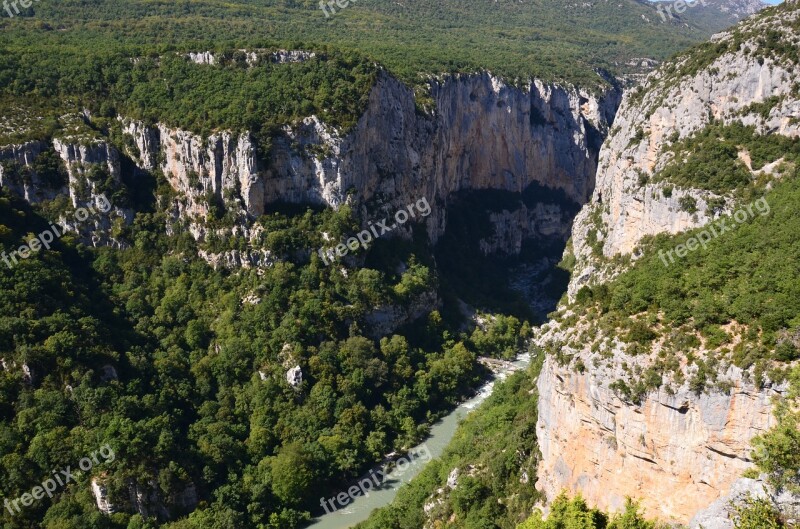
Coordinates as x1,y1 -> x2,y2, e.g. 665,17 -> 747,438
653,122 -> 800,194
0,49 -> 378,150
515,493 -> 786,529
0,0 -> 711,87
0,0 -> 731,145
516,495 -> 654,529
356,358 -> 543,529
0,173 -> 538,529
564,159 -> 800,402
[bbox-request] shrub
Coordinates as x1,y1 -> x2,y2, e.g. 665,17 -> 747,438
679,196 -> 698,213
732,496 -> 783,529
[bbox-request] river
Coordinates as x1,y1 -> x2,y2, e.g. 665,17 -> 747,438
305,352 -> 532,529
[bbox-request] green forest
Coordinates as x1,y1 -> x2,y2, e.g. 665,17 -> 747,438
0,1 -> 798,528
0,169 -> 537,529
0,0 -> 724,147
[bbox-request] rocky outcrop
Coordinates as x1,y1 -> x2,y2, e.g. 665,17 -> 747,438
0,137 -> 132,248
286,366 -> 303,388
91,476 -> 198,521
91,478 -> 118,515
127,479 -> 198,520
52,138 -> 122,204
364,289 -> 441,339
0,140 -> 57,202
536,2 -> 800,523
186,49 -> 315,67
567,3 -> 800,298
479,202 -> 574,255
120,71 -> 618,253
690,476 -> 800,529
536,353 -> 783,522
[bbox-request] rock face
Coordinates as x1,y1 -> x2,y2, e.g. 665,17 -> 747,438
91,476 -> 198,521
2,69 -> 617,266
536,2 -> 800,523
91,478 -> 118,515
479,202 -> 575,255
567,3 -> 800,299
0,137 -> 132,248
127,479 -> 198,520
536,355 -> 783,522
0,140 -> 54,202
689,478 -> 770,529
120,71 -> 618,250
690,476 -> 800,529
364,289 -> 441,339
286,366 -> 303,388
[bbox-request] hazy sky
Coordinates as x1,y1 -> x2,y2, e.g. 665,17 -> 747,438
648,0 -> 783,3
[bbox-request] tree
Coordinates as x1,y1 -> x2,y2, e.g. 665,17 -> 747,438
518,494 -> 603,529
752,367 -> 800,493
608,499 -> 655,529
269,443 -> 315,507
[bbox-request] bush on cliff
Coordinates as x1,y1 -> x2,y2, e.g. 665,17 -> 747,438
516,494 -> 655,529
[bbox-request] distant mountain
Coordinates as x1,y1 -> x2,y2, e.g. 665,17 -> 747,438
651,0 -> 769,32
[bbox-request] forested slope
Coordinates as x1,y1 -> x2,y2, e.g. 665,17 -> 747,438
0,0 -> 727,145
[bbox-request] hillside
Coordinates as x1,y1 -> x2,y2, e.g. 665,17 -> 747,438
0,0 -> 797,528
356,1 -> 800,527
536,0 -> 800,522
651,0 -> 767,33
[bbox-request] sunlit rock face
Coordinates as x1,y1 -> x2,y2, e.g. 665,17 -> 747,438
538,4 -> 800,523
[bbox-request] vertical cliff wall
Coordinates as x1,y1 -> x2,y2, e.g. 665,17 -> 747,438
536,351 -> 783,522
0,70 -> 619,263
118,71 -> 619,249
535,2 -> 800,523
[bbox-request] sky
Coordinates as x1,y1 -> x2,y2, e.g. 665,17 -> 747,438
647,0 -> 783,3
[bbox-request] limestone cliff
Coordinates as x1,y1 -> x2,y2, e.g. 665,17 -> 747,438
120,71 -> 617,251
0,135 -> 132,248
536,347 -> 784,522
2,70 -> 618,267
568,4 -> 800,298
536,1 -> 800,523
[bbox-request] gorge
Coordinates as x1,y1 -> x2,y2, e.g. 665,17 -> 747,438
0,1 -> 798,528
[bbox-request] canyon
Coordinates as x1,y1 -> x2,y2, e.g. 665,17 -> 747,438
0,2 -> 798,524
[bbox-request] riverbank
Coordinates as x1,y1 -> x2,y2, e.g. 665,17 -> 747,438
304,351 -> 532,529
